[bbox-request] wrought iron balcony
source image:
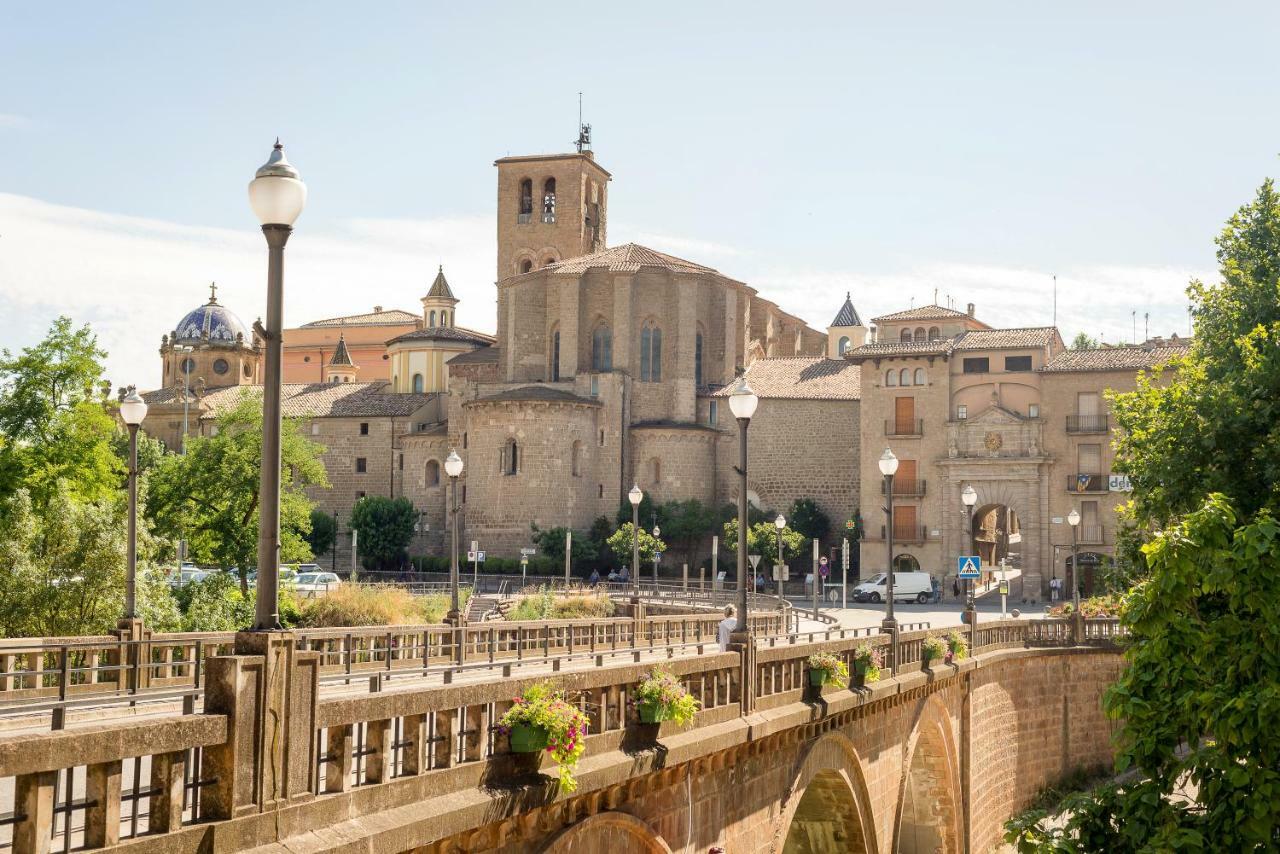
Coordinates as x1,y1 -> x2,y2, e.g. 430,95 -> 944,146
879,523 -> 928,543
1066,414 -> 1109,433
884,419 -> 924,438
881,478 -> 927,497
1077,525 -> 1104,545
1067,474 -> 1109,493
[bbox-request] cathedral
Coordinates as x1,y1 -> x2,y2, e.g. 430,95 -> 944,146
140,146 -> 863,565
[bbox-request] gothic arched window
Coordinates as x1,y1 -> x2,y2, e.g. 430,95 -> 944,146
550,327 -> 561,382
518,178 -> 533,221
695,331 -> 704,387
592,324 -> 613,372
640,320 -> 662,382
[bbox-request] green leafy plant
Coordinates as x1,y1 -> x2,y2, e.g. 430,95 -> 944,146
852,643 -> 883,683
504,588 -> 615,621
806,651 -> 849,689
497,682 -> 591,792
633,667 -> 700,726
922,635 -> 946,663
946,631 -> 969,661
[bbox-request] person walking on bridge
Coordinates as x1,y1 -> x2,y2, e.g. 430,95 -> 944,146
718,605 -> 736,651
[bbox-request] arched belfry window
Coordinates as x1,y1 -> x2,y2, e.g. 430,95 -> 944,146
550,327 -> 561,382
592,323 -> 612,371
542,178 -> 556,223
520,258 -> 533,274
412,373 -> 424,393
503,439 -> 519,475
640,320 -> 662,382
900,328 -> 912,342
838,336 -> 851,355
518,178 -> 533,222
928,326 -> 940,340
429,310 -> 436,327
441,310 -> 449,327
695,331 -> 704,387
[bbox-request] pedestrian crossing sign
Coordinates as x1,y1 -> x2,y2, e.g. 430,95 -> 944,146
957,556 -> 981,579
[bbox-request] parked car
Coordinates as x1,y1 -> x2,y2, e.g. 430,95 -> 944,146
852,571 -> 934,604
245,568 -> 297,588
294,572 -> 342,598
168,567 -> 209,588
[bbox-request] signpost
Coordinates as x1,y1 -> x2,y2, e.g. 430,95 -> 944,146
711,536 -> 720,593
565,530 -> 572,586
957,556 -> 982,579
841,539 -> 850,609
521,556 -> 528,587
748,553 -> 761,595
998,558 -> 1009,619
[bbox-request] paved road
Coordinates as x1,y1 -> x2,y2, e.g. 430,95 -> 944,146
793,599 -> 1042,631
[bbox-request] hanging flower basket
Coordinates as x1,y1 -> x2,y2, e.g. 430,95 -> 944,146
633,667 -> 700,727
852,643 -> 884,686
509,723 -> 550,753
809,668 -> 832,687
805,652 -> 849,689
497,682 -> 590,792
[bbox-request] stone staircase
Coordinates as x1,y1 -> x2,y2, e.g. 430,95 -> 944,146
466,594 -> 501,622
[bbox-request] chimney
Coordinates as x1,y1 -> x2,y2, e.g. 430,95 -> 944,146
373,305 -> 383,313
966,302 -> 975,317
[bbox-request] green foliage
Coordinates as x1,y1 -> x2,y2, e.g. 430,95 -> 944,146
587,515 -> 617,569
852,643 -> 883,682
721,518 -> 805,566
504,588 -> 615,621
606,523 -> 665,567
0,317 -> 123,509
496,682 -> 591,792
529,524 -> 598,564
718,501 -> 767,529
615,493 -> 664,529
946,630 -> 969,660
806,651 -> 849,689
634,667 -> 700,726
922,635 -> 946,662
175,572 -> 256,632
147,395 -> 327,586
349,496 -> 417,571
787,498 -> 831,542
1071,332 -> 1099,350
135,568 -> 182,632
306,509 -> 337,558
657,499 -> 716,565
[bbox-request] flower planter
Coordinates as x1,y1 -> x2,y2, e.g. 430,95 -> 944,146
809,668 -> 830,687
509,724 -> 550,753
638,701 -> 671,724
852,660 -> 868,686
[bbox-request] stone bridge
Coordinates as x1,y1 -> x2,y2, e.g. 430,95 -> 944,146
0,618 -> 1124,853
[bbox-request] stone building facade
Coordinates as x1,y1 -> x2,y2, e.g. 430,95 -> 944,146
846,303 -> 1189,602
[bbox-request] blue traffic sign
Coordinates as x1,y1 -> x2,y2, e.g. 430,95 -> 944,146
957,556 -> 982,579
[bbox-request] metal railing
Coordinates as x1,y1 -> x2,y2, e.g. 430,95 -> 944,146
874,523 -> 929,543
1066,414 -> 1109,433
881,478 -> 927,497
884,418 -> 924,437
1067,474 -> 1109,493
1078,525 -> 1104,545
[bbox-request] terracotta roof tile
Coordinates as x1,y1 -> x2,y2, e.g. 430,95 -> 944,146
712,358 -> 861,401
141,382 -> 436,418
954,327 -> 1059,350
469,386 -> 602,405
301,309 -> 420,328
871,304 -> 977,323
539,243 -> 720,277
1041,344 -> 1191,372
845,339 -> 956,359
386,326 -> 495,346
448,346 -> 500,365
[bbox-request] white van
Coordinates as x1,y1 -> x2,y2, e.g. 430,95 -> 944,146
852,571 -> 934,604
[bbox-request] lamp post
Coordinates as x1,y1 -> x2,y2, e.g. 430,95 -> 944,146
879,448 -> 899,666
1067,508 -> 1080,636
961,484 -> 978,643
248,140 -> 307,632
445,451 -> 464,625
628,485 -> 643,606
774,513 -> 786,601
176,345 -> 193,453
119,388 -> 148,621
331,511 -> 338,575
652,524 -> 661,586
728,378 -> 759,637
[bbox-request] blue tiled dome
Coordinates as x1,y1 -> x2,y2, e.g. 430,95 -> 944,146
174,294 -> 249,346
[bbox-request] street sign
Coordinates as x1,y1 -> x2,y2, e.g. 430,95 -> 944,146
471,540 -> 478,553
520,547 -> 536,556
772,564 -> 790,581
520,557 -> 528,566
998,579 -> 1010,596
819,556 -> 829,577
748,554 -> 762,570
466,551 -> 476,562
957,556 -> 982,579
476,551 -> 486,563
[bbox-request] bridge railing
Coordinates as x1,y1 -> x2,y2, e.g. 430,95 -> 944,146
0,617 -> 1126,854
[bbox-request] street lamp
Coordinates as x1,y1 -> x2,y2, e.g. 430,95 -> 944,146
961,484 -> 978,632
119,387 -> 148,622
879,448 -> 899,664
652,524 -> 661,586
445,450 -> 464,625
629,485 -> 643,604
248,140 -> 307,632
774,513 -> 786,600
728,377 -> 759,637
1067,508 -> 1081,618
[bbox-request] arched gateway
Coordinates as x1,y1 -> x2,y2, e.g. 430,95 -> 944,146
777,732 -> 878,853
893,695 -> 963,853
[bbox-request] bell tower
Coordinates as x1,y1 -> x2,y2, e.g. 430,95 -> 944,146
494,147 -> 610,280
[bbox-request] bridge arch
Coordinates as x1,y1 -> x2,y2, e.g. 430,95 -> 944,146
539,810 -> 672,853
775,731 -> 878,854
893,694 -> 963,853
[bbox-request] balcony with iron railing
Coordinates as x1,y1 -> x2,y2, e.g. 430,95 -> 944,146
1066,414 -> 1109,433
884,418 -> 924,438
1067,474 -> 1109,493
881,478 -> 927,497
876,523 -> 928,543
1077,525 -> 1104,545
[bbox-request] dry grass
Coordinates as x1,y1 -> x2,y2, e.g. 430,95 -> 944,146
504,588 -> 616,621
297,584 -> 468,627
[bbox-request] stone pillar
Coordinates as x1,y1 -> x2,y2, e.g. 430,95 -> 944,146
723,288 -> 739,379
673,277 -> 698,421
559,275 -> 580,378
612,274 -> 634,374
201,631 -> 318,819
115,617 -> 152,693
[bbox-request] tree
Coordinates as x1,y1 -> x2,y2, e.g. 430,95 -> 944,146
615,493 -> 666,529
606,523 -> 665,567
307,509 -> 337,558
658,499 -> 716,565
147,395 -> 328,589
0,317 -> 122,508
587,515 -> 617,569
349,496 -> 416,571
721,518 -> 805,567
787,498 -> 831,542
1071,332 -> 1099,350
529,524 -> 599,565
1013,179 -> 1280,851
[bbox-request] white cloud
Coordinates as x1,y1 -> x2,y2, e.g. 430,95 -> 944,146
0,191 -> 1212,390
0,113 -> 32,130
0,193 -> 494,387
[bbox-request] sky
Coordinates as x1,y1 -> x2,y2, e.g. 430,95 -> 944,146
2,1 -> 1278,386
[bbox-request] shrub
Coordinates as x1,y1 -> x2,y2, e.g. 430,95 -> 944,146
852,643 -> 884,683
633,667 -> 700,726
922,635 -> 947,662
806,651 -> 850,689
946,631 -> 969,661
496,682 -> 590,792
505,588 -> 615,621
295,584 -> 470,627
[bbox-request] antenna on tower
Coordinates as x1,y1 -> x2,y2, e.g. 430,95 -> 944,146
575,92 -> 592,153
1052,275 -> 1057,328
1132,311 -> 1137,345
1144,312 -> 1149,342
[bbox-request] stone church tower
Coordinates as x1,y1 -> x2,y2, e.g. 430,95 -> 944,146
494,152 -> 610,279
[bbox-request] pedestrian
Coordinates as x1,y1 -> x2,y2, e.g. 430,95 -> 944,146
952,577 -> 960,600
931,575 -> 941,603
718,605 -> 736,651
589,569 -> 600,587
